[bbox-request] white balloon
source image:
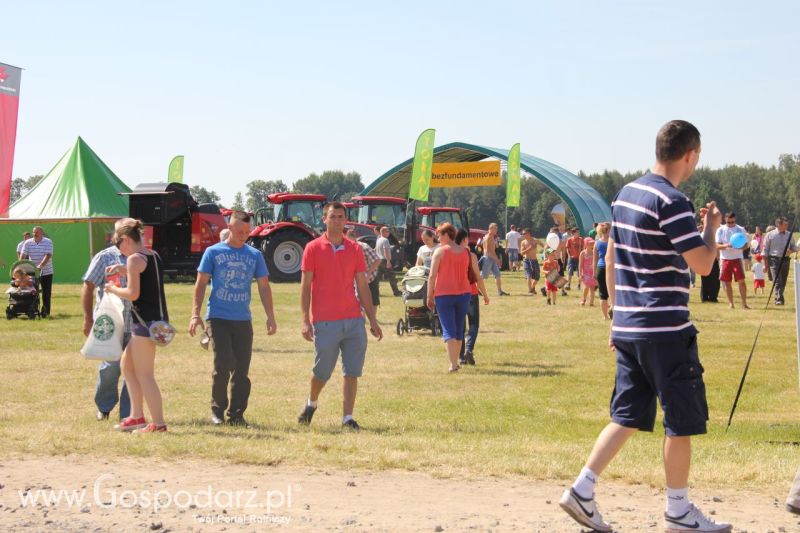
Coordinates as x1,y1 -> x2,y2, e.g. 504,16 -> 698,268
546,233 -> 561,250
750,239 -> 759,250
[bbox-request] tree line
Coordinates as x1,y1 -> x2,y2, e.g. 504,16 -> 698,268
10,154 -> 799,236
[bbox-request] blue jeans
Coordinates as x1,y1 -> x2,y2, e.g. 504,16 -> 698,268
434,293 -> 471,342
94,335 -> 131,417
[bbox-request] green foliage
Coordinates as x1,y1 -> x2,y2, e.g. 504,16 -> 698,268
245,179 -> 289,213
230,154 -> 800,235
189,185 -> 221,205
9,175 -> 44,205
293,170 -> 363,201
231,191 -> 245,211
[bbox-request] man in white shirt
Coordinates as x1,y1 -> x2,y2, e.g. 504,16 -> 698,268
16,232 -> 31,260
505,225 -> 522,272
715,212 -> 749,309
375,226 -> 401,296
21,226 -> 54,317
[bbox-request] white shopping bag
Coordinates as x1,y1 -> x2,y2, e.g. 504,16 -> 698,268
80,293 -> 125,361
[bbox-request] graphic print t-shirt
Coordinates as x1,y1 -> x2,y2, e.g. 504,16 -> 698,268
198,242 -> 269,321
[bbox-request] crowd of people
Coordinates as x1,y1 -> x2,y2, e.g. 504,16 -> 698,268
10,119 -> 797,532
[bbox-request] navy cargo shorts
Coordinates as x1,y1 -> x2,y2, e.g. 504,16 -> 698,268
610,335 -> 709,437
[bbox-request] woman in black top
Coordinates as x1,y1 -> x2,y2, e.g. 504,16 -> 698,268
105,219 -> 168,433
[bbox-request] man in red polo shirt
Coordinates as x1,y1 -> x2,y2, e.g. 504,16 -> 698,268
297,202 -> 382,431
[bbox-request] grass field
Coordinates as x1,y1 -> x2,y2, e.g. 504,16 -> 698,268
1,267 -> 798,493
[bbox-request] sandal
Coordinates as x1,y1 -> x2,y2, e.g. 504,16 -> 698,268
580,300 -> 586,306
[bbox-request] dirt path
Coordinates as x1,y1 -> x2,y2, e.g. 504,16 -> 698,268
0,456 -> 795,532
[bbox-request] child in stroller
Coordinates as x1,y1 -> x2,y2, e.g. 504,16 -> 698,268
396,265 -> 440,336
5,260 -> 40,319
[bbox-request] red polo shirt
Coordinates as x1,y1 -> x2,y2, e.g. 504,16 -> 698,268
301,233 -> 366,323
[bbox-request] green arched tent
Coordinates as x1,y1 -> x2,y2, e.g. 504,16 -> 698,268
360,142 -> 611,233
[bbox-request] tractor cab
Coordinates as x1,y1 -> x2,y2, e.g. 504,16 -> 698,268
415,206 -> 486,251
351,196 -> 407,230
417,207 -> 466,231
266,193 -> 326,234
247,192 -> 327,282
343,201 -> 358,222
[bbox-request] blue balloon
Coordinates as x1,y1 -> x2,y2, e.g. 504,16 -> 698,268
730,232 -> 747,249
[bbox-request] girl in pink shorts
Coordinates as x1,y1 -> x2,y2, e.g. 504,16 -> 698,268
579,238 -> 597,306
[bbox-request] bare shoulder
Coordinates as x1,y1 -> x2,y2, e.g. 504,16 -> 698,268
127,253 -> 147,272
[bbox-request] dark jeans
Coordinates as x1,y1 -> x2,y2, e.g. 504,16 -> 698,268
40,274 -> 53,315
459,294 -> 480,357
369,277 -> 380,306
701,260 -> 720,302
378,265 -> 400,295
208,319 -> 254,419
769,257 -> 790,304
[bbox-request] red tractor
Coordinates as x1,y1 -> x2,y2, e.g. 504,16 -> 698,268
349,196 -> 494,268
348,195 -> 409,268
415,206 -> 487,252
342,201 -> 358,223
124,182 -> 226,277
246,192 -> 327,282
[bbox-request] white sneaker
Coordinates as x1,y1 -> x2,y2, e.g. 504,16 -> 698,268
559,488 -> 612,532
664,503 -> 732,532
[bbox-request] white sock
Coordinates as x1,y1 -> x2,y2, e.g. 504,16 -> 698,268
572,466 -> 598,499
342,414 -> 353,423
666,486 -> 690,517
307,399 -> 317,408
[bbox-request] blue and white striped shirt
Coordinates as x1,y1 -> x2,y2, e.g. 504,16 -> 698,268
21,237 -> 54,276
610,173 -> 705,341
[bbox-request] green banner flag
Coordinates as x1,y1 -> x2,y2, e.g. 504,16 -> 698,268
408,129 -> 435,201
506,143 -> 521,207
168,155 -> 184,183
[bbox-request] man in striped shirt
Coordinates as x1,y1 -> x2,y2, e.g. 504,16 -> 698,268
559,121 -> 731,533
20,226 -> 54,318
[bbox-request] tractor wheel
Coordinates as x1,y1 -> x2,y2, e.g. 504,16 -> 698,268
262,228 -> 312,282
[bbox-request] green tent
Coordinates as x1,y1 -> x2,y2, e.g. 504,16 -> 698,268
0,137 -> 131,282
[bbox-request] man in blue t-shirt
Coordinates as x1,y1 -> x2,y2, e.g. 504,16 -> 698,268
189,211 -> 277,427
559,121 -> 732,533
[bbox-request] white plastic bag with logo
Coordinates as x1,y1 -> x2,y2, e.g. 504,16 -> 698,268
81,293 -> 125,361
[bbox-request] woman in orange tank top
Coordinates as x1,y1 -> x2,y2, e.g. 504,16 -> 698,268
427,223 -> 479,372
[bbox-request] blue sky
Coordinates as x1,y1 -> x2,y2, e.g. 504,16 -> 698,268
4,1 -> 799,205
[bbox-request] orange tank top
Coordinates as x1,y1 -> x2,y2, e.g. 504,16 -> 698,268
434,246 -> 471,297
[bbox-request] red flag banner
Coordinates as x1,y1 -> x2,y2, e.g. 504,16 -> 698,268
0,62 -> 22,217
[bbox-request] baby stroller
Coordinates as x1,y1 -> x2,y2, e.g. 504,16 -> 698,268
396,266 -> 440,336
6,260 -> 41,320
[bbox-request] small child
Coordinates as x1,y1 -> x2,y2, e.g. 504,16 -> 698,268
541,248 -> 560,305
753,254 -> 766,294
11,267 -> 34,290
579,238 -> 598,306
